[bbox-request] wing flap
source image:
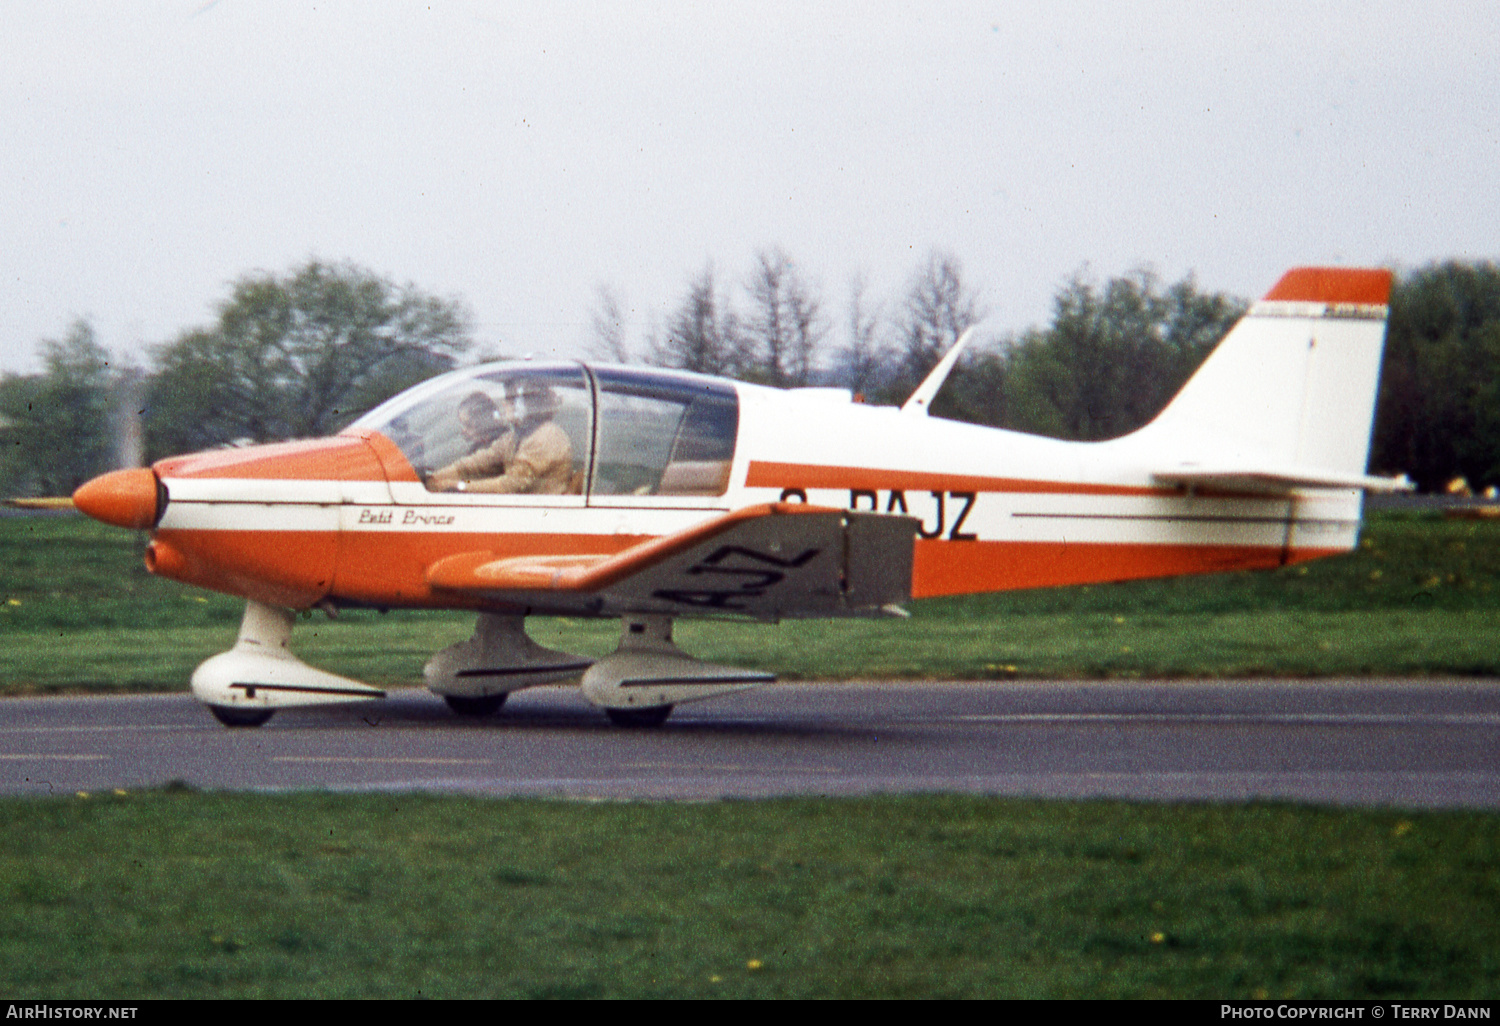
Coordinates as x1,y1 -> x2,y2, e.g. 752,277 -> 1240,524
426,503 -> 918,620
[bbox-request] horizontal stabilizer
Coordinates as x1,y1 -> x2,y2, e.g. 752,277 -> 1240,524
426,502 -> 918,620
1154,466 -> 1413,495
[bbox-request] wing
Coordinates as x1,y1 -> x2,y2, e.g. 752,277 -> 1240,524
425,503 -> 918,620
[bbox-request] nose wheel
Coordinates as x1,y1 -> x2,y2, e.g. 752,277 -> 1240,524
605,705 -> 674,728
208,705 -> 274,728
443,693 -> 508,717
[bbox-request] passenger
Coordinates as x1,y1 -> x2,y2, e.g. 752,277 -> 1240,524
428,382 -> 573,495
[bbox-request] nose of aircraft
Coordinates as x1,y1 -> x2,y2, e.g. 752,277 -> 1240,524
72,468 -> 164,530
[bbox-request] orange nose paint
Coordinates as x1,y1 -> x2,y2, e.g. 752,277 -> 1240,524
72,468 -> 161,530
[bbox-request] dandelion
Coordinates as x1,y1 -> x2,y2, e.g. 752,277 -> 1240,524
1150,932 -> 1166,944
746,959 -> 763,971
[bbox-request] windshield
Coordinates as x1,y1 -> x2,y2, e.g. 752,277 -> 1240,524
352,363 -> 592,494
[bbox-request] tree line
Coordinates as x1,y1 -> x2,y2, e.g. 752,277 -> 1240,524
0,261 -> 471,497
2,254 -> 1497,498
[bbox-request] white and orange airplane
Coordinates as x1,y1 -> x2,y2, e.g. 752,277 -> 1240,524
73,267 -> 1407,728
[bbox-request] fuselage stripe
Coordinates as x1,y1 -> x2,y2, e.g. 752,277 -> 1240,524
744,461 -> 1170,497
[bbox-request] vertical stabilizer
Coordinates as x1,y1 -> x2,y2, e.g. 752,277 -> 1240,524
1135,267 -> 1394,477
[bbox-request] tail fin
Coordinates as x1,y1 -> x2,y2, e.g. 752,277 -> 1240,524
1134,267 -> 1407,492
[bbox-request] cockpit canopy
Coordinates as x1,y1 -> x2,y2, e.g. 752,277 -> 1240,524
350,362 -> 739,497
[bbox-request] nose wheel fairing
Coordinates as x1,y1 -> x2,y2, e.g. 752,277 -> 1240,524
191,601 -> 385,725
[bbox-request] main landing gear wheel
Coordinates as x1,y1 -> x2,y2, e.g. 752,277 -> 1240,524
208,706 -> 274,728
444,693 -> 508,717
605,705 -> 674,728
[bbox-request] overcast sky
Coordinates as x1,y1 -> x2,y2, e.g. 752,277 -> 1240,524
4,1 -> 1498,376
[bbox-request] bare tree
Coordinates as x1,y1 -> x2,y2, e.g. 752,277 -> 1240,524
586,284 -> 632,363
783,263 -> 825,388
648,264 -> 745,376
742,248 -> 827,387
833,272 -> 891,397
892,251 -> 984,398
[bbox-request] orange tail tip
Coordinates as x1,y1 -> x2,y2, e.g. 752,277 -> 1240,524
72,468 -> 162,530
1261,267 -> 1393,306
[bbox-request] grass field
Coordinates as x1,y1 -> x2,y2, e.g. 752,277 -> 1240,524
1,511 -> 1497,998
2,510 -> 1497,692
0,791 -> 1496,999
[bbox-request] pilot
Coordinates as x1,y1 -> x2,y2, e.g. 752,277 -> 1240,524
428,381 -> 573,495
457,390 -> 511,453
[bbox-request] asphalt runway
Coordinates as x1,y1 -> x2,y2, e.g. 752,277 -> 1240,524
1,679 -> 1498,808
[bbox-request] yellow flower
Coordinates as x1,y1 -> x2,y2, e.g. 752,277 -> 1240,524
746,960 -> 763,971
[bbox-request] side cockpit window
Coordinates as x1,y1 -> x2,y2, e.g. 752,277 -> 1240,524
592,369 -> 738,497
